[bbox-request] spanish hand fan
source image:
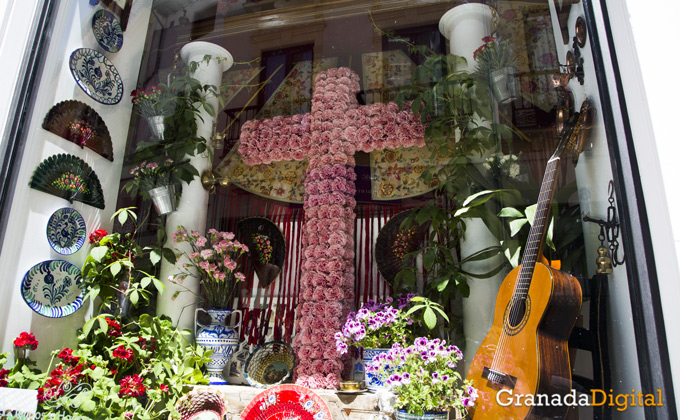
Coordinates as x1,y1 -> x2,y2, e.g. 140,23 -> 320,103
375,209 -> 431,285
240,384 -> 332,420
237,217 -> 286,288
29,154 -> 105,209
42,100 -> 114,161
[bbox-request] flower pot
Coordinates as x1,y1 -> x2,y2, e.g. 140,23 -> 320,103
146,115 -> 165,140
362,348 -> 391,391
195,308 -> 242,385
490,66 -> 519,104
148,184 -> 177,215
395,410 -> 451,420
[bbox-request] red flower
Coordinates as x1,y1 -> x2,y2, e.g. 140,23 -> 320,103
113,345 -> 134,362
0,368 -> 9,387
89,229 -> 108,244
481,35 -> 496,43
13,332 -> 38,350
106,318 -> 122,337
159,384 -> 169,393
57,348 -> 80,366
119,374 -> 146,398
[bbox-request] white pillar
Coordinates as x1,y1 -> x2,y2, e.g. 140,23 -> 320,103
157,41 -> 233,331
439,3 -> 494,71
439,4 -> 505,370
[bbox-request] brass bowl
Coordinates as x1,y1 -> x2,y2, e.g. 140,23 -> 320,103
340,381 -> 362,391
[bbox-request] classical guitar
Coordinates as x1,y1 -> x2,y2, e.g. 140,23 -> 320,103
466,99 -> 593,420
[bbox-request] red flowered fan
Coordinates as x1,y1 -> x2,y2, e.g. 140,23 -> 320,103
42,100 -> 114,161
375,209 -> 431,285
29,154 -> 105,209
240,384 -> 332,420
237,217 -> 286,288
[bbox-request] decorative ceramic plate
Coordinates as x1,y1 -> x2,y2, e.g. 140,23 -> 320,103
69,48 -> 123,105
21,260 -> 85,318
241,384 -> 332,420
92,9 -> 124,53
46,207 -> 87,255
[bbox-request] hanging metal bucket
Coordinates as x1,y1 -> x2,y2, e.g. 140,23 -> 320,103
146,115 -> 166,140
491,66 -> 519,104
148,184 -> 177,215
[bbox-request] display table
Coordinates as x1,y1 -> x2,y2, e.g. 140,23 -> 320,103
195,384 -> 394,420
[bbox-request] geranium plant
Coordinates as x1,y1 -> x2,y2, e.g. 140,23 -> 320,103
0,331 -> 44,390
473,35 -> 518,76
82,208 -> 166,315
168,226 -> 249,309
367,337 -> 478,416
37,314 -> 210,419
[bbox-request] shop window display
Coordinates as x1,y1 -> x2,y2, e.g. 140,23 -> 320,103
0,0 -> 673,419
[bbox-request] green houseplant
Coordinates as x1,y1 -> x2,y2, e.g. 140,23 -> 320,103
472,36 -> 519,103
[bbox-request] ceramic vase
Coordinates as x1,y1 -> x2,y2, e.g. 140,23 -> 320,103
195,308 -> 242,385
362,348 -> 391,391
148,184 -> 177,216
395,411 -> 451,420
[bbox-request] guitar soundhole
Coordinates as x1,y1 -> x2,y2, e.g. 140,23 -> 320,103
503,297 -> 531,335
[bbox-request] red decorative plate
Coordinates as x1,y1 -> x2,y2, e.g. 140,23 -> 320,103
240,384 -> 332,420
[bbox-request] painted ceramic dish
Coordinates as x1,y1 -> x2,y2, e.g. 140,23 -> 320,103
21,260 -> 85,318
92,9 -> 124,53
46,207 -> 87,255
69,48 -> 123,105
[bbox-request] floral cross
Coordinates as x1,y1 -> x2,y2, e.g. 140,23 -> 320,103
238,67 -> 425,389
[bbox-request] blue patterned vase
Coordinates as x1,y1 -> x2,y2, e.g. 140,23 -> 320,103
395,411 -> 450,420
362,348 -> 391,391
195,308 -> 242,385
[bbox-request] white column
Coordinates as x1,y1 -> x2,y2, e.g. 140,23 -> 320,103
439,4 -> 505,371
439,3 -> 494,72
158,41 -> 233,331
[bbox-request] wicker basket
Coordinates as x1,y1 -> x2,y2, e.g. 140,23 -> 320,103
244,341 -> 296,388
175,388 -> 227,420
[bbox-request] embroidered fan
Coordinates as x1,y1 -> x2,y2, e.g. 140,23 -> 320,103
42,100 -> 114,161
240,385 -> 331,420
29,154 -> 105,209
375,209 -> 431,284
237,217 -> 286,288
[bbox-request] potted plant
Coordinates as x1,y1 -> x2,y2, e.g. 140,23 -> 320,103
124,159 -> 178,215
168,226 -> 249,385
82,208 -> 166,317
367,337 -> 478,420
36,314 -> 210,419
130,85 -> 174,140
0,332 -> 45,417
473,36 -> 519,103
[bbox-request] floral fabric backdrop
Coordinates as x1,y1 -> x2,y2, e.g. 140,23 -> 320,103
370,146 -> 447,200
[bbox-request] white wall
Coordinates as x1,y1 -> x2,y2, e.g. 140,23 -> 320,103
605,0 -> 680,413
0,0 -> 152,369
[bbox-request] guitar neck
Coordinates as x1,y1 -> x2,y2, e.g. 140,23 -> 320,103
515,156 -> 561,300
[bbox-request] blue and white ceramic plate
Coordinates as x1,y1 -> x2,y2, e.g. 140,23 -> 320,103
46,207 -> 87,255
92,9 -> 124,53
21,260 -> 85,318
69,48 -> 124,105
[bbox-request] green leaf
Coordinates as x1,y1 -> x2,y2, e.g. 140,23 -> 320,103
141,277 -> 152,288
117,210 -> 129,226
130,290 -> 139,306
98,316 -> 109,334
509,218 -> 529,237
423,307 -> 437,329
110,261 -> 121,277
153,278 -> 165,293
422,249 -> 436,271
499,207 -> 524,218
90,246 -> 108,262
150,250 -> 161,265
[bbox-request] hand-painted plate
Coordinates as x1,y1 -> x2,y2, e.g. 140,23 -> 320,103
69,48 -> 124,105
92,9 -> 124,53
46,207 -> 87,255
21,260 -> 85,318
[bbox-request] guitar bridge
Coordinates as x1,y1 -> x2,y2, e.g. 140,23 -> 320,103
482,367 -> 517,389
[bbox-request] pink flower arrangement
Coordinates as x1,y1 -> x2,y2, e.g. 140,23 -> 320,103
236,68 -> 427,389
169,226 -> 248,309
